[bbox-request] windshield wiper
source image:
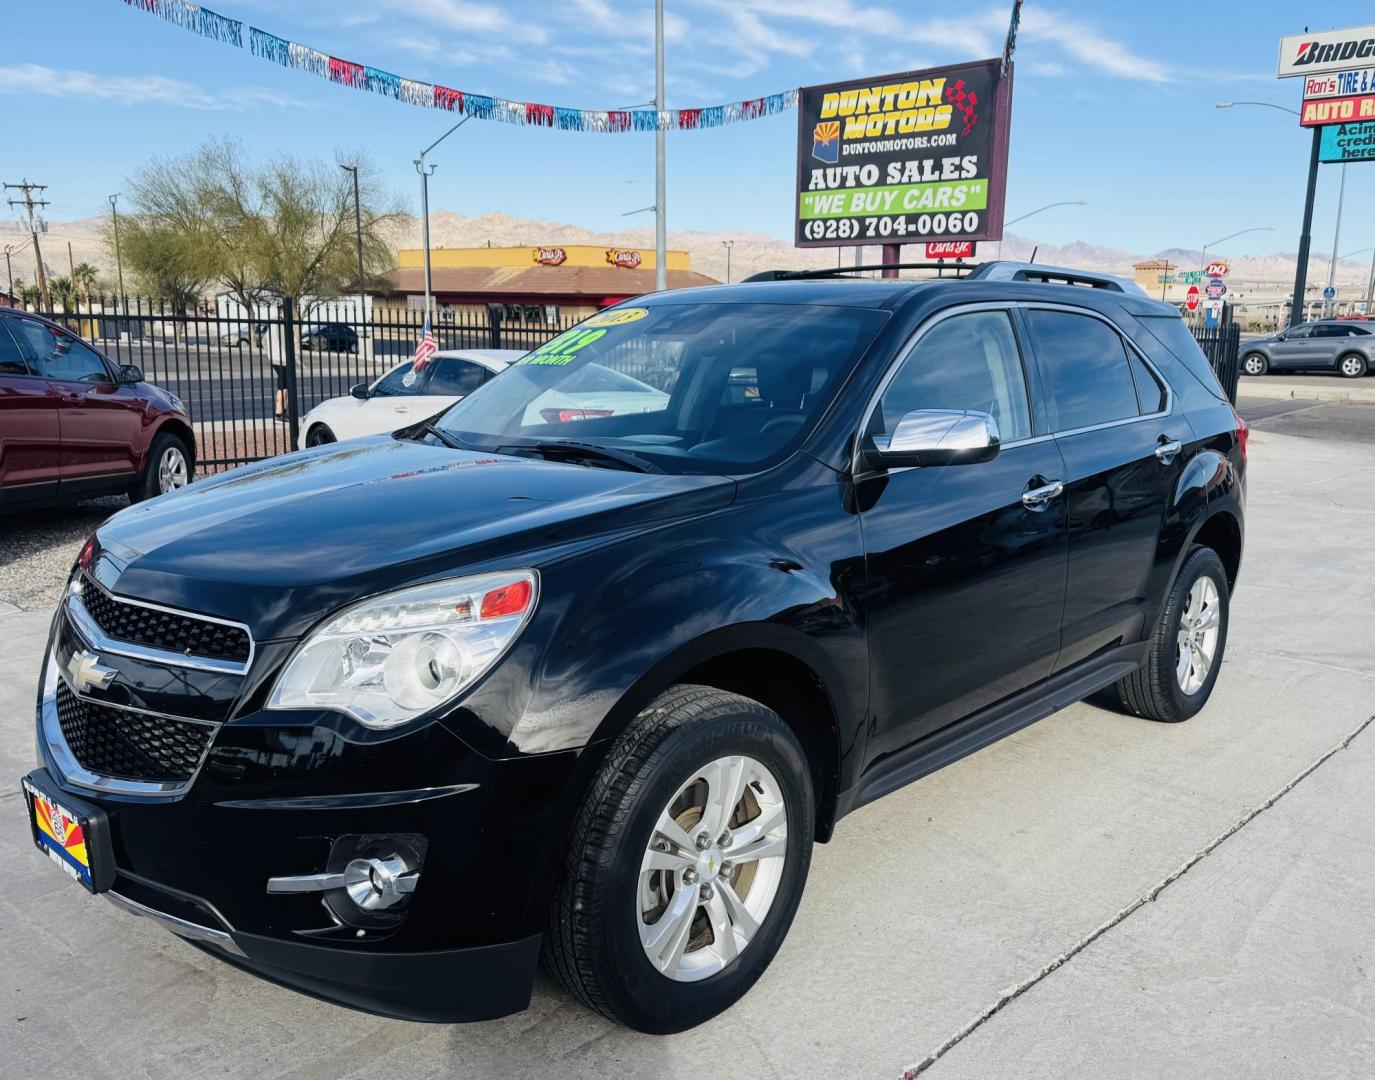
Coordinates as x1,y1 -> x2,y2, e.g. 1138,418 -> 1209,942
499,441 -> 662,474
413,421 -> 463,450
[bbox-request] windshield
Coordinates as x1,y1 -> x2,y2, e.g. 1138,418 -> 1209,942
434,302 -> 887,474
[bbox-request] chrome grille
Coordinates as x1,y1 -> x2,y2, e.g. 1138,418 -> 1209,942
54,681 -> 214,784
80,580 -> 251,665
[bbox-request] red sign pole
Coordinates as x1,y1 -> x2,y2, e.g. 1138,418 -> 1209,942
882,243 -> 901,279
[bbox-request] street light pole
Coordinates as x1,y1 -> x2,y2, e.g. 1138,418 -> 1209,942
721,239 -> 733,283
108,194 -> 125,312
1323,162 -> 1347,318
414,114 -> 472,319
995,200 -> 1085,259
339,164 -> 367,321
654,0 -> 667,293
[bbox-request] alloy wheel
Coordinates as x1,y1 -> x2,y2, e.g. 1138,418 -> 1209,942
158,446 -> 189,493
1243,355 -> 1265,376
637,755 -> 788,982
1175,576 -> 1220,694
1340,355 -> 1364,377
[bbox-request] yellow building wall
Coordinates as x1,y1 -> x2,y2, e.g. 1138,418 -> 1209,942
397,245 -> 691,271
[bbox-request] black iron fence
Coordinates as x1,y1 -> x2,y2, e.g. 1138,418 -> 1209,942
29,298 -> 578,471
1189,317 -> 1242,404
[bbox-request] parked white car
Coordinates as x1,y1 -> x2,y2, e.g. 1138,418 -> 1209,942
298,349 -> 521,449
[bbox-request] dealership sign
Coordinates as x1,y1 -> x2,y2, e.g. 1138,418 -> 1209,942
795,59 -> 1012,248
1278,25 -> 1375,78
1320,120 -> 1375,162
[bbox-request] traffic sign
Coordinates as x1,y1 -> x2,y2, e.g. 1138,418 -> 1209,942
1324,285 -> 1337,300
1186,286 -> 1201,311
1205,278 -> 1227,299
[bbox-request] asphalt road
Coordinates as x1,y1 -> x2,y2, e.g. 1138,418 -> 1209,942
3,411 -> 1375,1078
1237,395 -> 1375,444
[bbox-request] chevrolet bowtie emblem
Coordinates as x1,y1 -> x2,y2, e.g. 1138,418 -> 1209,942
66,649 -> 117,694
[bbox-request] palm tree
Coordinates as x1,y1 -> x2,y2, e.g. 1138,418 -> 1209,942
71,262 -> 98,307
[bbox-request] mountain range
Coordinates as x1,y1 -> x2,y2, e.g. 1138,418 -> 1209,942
4,212 -> 1372,296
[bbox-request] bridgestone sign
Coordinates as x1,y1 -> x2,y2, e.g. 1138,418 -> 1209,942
794,59 -> 1012,249
1278,25 -> 1375,78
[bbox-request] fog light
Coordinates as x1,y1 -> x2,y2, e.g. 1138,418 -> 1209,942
343,854 -> 419,911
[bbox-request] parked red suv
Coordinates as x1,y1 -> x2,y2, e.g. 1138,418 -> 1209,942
0,309 -> 196,508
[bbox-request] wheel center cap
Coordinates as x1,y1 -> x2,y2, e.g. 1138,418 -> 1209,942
696,848 -> 723,882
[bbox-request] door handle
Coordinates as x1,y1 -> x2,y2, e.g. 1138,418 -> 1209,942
1154,438 -> 1182,464
1021,478 -> 1063,510
394,405 -> 410,413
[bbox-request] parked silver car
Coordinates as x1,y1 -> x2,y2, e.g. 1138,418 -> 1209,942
1241,320 -> 1375,378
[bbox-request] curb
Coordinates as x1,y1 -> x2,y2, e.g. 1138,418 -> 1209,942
1235,379 -> 1375,404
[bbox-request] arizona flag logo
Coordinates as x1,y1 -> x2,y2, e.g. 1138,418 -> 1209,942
812,120 -> 840,163
34,793 -> 87,868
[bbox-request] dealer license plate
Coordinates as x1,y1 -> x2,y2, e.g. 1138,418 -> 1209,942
23,778 -> 99,892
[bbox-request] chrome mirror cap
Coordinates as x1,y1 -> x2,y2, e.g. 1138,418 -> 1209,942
871,409 -> 1001,468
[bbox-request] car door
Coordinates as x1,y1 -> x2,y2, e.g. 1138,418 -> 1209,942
1020,306 -> 1186,672
858,307 -> 1069,762
8,316 -> 144,484
1269,323 -> 1312,369
1312,323 -> 1357,369
0,320 -> 63,501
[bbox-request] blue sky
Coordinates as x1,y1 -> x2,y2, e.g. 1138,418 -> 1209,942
3,0 -> 1373,259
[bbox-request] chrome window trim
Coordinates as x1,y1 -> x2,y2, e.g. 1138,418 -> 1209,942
851,300 -> 1176,477
70,576 -> 254,676
40,651 -> 220,799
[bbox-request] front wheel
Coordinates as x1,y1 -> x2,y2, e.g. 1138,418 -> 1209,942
1114,545 -> 1229,723
1338,353 -> 1368,379
1241,353 -> 1268,376
544,685 -> 814,1033
130,432 -> 193,503
305,424 -> 336,447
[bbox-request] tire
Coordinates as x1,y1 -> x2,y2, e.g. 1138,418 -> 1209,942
1338,353 -> 1368,379
544,684 -> 814,1033
1241,353 -> 1268,377
130,432 -> 193,504
305,424 -> 336,447
1114,545 -> 1229,723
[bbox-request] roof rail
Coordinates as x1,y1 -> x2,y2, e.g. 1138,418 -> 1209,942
741,262 -> 979,282
966,261 -> 1149,297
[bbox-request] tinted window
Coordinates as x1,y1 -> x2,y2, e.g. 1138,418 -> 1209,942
1129,354 -> 1167,414
1026,310 -> 1138,431
0,323 -> 30,375
1350,324 -> 1372,336
1314,324 -> 1350,338
10,319 -> 111,382
426,359 -> 487,396
1287,324 -> 1314,339
1135,315 -> 1226,400
874,310 -> 1032,443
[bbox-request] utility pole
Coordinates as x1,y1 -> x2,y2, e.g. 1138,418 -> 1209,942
1366,247 -> 1375,315
5,179 -> 50,310
109,194 -> 126,311
721,239 -> 734,283
1323,162 -> 1347,318
340,164 -> 367,323
3,244 -> 14,302
654,0 -> 667,293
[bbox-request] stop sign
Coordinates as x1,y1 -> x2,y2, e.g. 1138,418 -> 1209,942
1186,286 -> 1201,312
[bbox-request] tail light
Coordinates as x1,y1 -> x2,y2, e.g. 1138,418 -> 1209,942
1234,410 -> 1248,462
540,408 -> 614,423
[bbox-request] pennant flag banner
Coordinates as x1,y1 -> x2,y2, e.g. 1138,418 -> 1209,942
121,1 -> 798,132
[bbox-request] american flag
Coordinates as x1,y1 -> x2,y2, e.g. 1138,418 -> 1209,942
413,315 -> 437,370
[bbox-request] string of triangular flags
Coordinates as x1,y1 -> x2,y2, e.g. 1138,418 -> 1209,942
119,0 -> 798,132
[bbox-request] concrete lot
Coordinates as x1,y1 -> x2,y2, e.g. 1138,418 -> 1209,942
2,417 -> 1373,1079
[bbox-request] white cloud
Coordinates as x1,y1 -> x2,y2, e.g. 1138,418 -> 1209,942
0,63 -> 303,111
1020,9 -> 1172,84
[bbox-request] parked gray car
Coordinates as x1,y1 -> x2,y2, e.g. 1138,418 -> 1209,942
1241,320 -> 1375,378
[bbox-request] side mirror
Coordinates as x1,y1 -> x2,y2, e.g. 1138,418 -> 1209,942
867,409 -> 1000,469
118,364 -> 144,385
349,382 -> 370,400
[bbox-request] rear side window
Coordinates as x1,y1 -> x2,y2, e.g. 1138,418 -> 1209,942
0,323 -> 30,375
1024,310 -> 1138,431
1129,354 -> 1167,413
1135,315 -> 1227,400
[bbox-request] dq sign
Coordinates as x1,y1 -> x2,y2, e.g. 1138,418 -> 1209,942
1204,260 -> 1230,278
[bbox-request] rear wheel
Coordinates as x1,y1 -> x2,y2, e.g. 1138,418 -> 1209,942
1114,545 -> 1229,723
1338,353 -> 1367,379
130,432 -> 193,503
544,685 -> 814,1033
1241,353 -> 1268,376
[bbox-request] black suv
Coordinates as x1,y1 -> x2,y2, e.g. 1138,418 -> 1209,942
21,263 -> 1246,1033
300,322 -> 359,353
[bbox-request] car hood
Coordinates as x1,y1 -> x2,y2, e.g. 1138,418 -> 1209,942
95,437 -> 736,640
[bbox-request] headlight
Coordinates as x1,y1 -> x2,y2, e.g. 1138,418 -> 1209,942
267,570 -> 538,729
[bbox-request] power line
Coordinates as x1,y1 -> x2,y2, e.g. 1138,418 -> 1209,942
4,179 -> 51,309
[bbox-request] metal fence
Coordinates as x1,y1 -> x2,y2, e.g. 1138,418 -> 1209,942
29,298 -> 578,471
1189,318 -> 1242,404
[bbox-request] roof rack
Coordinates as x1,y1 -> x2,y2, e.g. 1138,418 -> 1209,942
741,262 -> 978,282
741,259 -> 1150,298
